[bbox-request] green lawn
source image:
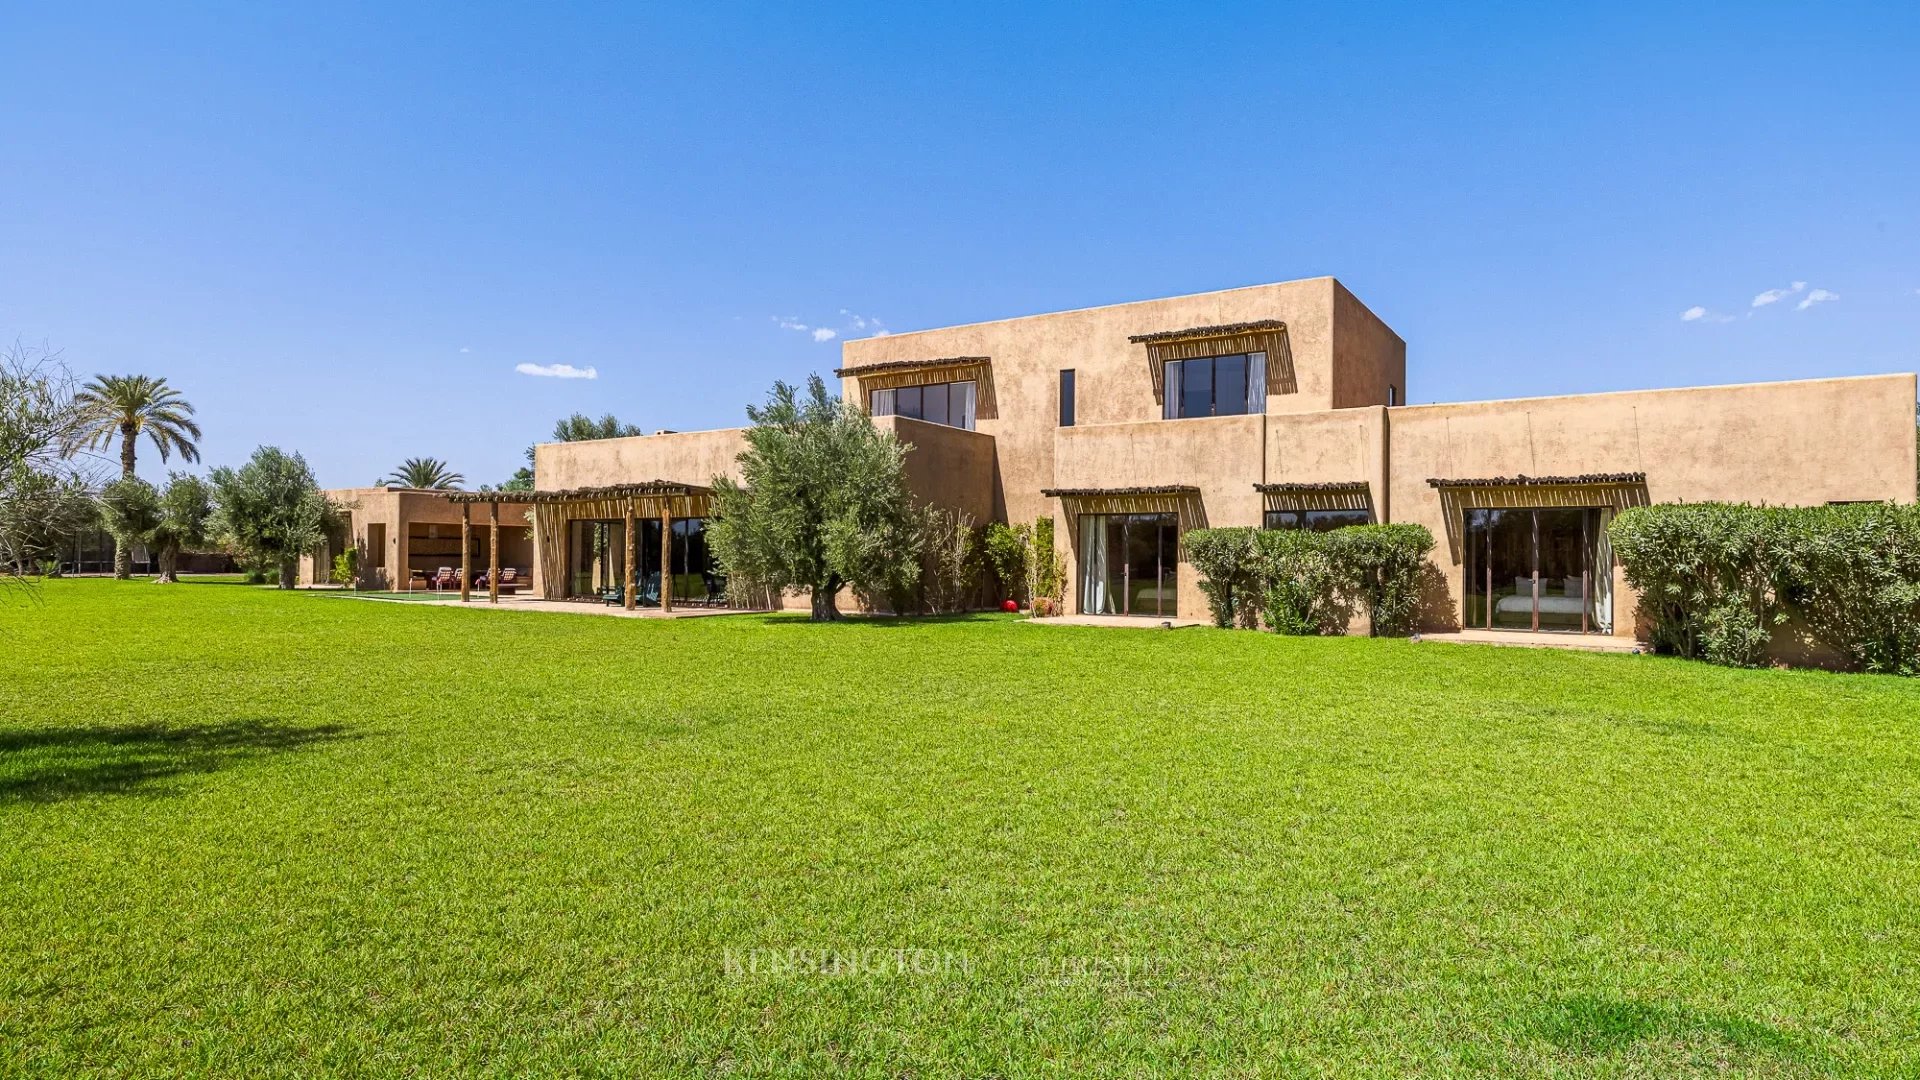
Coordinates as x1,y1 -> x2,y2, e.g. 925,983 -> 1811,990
4,579 -> 1920,1077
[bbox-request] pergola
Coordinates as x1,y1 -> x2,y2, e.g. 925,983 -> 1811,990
447,481 -> 714,610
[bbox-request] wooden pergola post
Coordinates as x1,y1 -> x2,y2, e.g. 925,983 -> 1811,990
660,502 -> 674,613
488,500 -> 500,604
623,498 -> 637,611
459,504 -> 471,602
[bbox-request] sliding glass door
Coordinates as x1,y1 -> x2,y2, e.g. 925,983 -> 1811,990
1462,507 -> 1612,632
1077,513 -> 1178,617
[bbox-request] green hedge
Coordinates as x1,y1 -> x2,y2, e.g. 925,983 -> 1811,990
1186,523 -> 1436,637
1610,502 -> 1920,674
1183,527 -> 1260,628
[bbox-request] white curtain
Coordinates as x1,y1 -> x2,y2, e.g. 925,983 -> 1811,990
1247,351 -> 1267,414
1078,515 -> 1109,615
1590,510 -> 1614,634
1162,362 -> 1182,419
870,388 -> 895,416
951,380 -> 977,430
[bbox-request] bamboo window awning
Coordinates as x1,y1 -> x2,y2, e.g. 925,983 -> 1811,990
1128,320 -> 1294,401
1043,485 -> 1207,530
1253,480 -> 1369,493
1042,484 -> 1200,498
836,356 -> 997,420
833,356 -> 990,380
442,481 -> 708,504
1256,480 -> 1372,513
1425,473 -> 1646,489
1126,320 -> 1287,346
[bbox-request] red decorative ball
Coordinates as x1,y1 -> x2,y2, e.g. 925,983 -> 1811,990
1002,599 -> 1018,612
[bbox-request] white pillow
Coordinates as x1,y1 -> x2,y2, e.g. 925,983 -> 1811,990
1564,576 -> 1584,598
1514,576 -> 1533,595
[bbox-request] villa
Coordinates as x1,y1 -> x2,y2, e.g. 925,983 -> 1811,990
317,278 -> 1918,646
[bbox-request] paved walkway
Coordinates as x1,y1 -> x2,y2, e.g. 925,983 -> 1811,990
1023,613 -> 1206,630
329,592 -> 761,619
1415,628 -> 1641,653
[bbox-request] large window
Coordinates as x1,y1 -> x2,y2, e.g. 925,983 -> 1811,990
1462,507 -> 1613,633
566,516 -> 721,604
1163,352 -> 1266,419
1077,513 -> 1178,617
871,380 -> 977,430
1263,508 -> 1372,531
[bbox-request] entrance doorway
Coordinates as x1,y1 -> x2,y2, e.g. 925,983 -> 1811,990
1077,513 -> 1179,617
1462,507 -> 1612,632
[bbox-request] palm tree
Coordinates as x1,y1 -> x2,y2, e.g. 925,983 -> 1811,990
72,374 -> 202,578
377,457 -> 465,490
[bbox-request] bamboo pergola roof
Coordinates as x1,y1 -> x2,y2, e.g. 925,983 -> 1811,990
834,356 -> 990,378
1127,319 -> 1286,345
443,481 -> 710,505
1253,480 -> 1368,493
1425,472 -> 1646,489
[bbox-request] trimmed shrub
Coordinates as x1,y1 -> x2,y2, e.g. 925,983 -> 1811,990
1775,503 -> 1920,675
1609,503 -> 1787,667
1329,524 -> 1435,637
1253,529 -> 1347,635
1184,527 -> 1261,628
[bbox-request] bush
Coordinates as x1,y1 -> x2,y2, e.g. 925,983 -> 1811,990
1029,516 -> 1065,616
330,546 -> 359,589
1183,527 -> 1261,628
983,522 -> 1031,605
1609,504 -> 1788,667
1330,524 -> 1436,637
918,505 -> 980,614
1611,501 -> 1920,673
1774,503 -> 1920,675
1253,529 -> 1348,635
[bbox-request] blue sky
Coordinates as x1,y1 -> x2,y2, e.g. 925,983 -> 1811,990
3,2 -> 1916,488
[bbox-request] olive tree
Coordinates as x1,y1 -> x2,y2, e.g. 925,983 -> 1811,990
210,447 -> 332,589
707,376 -> 919,620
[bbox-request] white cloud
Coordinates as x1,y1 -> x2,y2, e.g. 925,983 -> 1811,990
1796,288 -> 1838,311
459,346 -> 471,354
515,362 -> 598,379
1681,306 -> 1707,321
1752,281 -> 1808,308
777,310 -> 882,343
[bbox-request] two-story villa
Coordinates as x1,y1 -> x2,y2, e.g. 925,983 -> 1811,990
371,278 -> 1919,644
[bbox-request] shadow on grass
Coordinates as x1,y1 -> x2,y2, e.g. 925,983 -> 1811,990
0,719 -> 357,803
1526,993 -> 1813,1065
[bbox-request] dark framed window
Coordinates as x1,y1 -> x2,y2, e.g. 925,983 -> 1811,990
1059,369 -> 1075,427
1388,384 -> 1398,407
870,380 -> 977,430
1163,352 -> 1267,419
1262,508 -> 1373,532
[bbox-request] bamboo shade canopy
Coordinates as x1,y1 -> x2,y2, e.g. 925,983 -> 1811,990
1128,321 -> 1294,401
1042,485 -> 1208,532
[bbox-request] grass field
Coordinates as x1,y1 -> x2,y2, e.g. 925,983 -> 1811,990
4,579 -> 1920,1077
